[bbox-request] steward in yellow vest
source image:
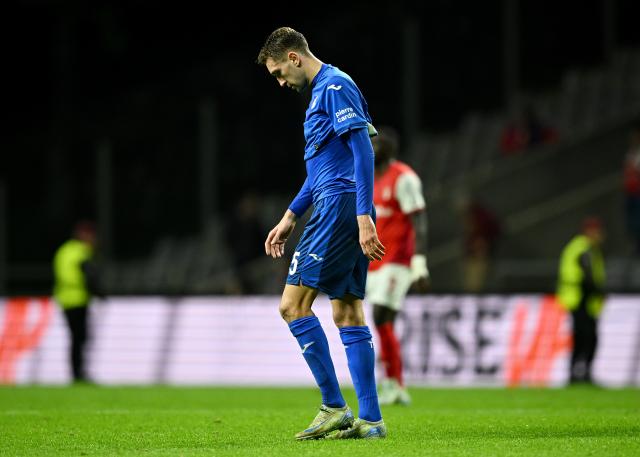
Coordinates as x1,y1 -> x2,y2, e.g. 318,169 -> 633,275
52,221 -> 100,382
53,239 -> 94,309
556,217 -> 605,385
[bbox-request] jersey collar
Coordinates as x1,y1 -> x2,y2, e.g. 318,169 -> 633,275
311,63 -> 330,88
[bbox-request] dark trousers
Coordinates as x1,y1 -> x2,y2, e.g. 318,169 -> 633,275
63,306 -> 89,381
570,304 -> 598,383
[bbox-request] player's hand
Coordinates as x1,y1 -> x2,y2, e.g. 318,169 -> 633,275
410,254 -> 429,284
412,276 -> 431,293
265,210 -> 297,259
357,214 -> 385,261
410,254 -> 430,292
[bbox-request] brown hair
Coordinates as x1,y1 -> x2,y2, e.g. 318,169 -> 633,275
256,27 -> 310,65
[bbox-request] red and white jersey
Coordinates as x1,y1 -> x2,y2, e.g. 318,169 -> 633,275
370,160 -> 426,271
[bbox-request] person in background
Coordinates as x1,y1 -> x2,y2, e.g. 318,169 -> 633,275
365,126 -> 429,405
500,103 -> 558,156
226,191 -> 266,294
53,220 -> 101,383
556,217 -> 606,385
622,124 -> 640,255
457,196 -> 502,293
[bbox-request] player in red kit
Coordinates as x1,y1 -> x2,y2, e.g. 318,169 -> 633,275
366,127 -> 429,405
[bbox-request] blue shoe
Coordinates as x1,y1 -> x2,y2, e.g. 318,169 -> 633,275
326,418 -> 387,439
295,404 -> 354,441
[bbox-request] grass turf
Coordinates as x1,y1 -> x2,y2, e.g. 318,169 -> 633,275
0,385 -> 638,456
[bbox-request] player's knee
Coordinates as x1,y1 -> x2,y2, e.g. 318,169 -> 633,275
278,298 -> 309,323
373,309 -> 385,327
278,300 -> 294,321
332,306 -> 365,327
279,285 -> 317,323
373,304 -> 395,326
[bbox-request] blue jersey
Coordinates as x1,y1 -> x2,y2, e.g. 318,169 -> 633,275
301,64 -> 373,206
285,65 -> 375,300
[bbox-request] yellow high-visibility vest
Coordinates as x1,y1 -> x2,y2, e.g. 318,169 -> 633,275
556,234 -> 605,317
53,239 -> 94,309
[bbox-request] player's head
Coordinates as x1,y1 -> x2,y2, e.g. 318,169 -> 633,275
581,216 -> 605,245
257,27 -> 313,93
371,126 -> 399,168
73,220 -> 96,247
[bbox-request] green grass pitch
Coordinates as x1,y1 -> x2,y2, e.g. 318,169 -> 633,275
1,385 -> 638,456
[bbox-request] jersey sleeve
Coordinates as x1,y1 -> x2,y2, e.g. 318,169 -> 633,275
288,177 -> 313,217
346,128 -> 374,215
323,76 -> 369,136
395,172 -> 426,214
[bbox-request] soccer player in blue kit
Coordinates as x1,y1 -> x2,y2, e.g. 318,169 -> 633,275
257,27 -> 387,440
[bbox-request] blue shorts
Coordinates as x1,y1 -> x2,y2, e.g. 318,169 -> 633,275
286,192 -> 372,300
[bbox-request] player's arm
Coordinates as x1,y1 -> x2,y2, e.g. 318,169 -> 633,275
323,76 -> 384,260
397,172 -> 430,289
81,259 -> 105,298
265,178 -> 312,259
579,250 -> 603,296
346,127 -> 385,261
409,209 -> 430,290
289,177 -> 312,217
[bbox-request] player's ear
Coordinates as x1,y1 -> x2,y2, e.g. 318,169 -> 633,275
288,51 -> 301,67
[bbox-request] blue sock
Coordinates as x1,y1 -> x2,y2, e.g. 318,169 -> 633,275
289,316 -> 345,408
339,326 -> 382,422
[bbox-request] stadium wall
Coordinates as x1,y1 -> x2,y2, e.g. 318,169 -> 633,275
0,295 -> 638,387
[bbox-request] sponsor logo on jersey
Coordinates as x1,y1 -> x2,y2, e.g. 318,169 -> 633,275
309,253 -> 324,262
327,84 -> 342,91
335,107 -> 357,123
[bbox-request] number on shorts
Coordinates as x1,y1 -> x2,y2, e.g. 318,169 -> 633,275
289,251 -> 301,275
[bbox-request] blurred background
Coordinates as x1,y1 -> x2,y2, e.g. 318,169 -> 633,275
3,0 -> 640,296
